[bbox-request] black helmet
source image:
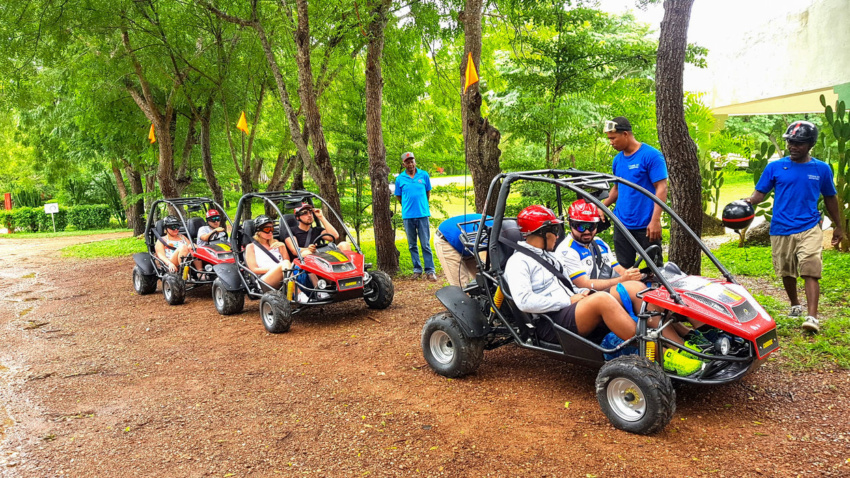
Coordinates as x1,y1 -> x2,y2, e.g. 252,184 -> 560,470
253,214 -> 274,230
782,121 -> 818,145
722,200 -> 755,231
163,215 -> 181,230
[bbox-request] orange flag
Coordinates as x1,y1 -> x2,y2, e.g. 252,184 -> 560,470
148,124 -> 156,144
236,111 -> 249,134
463,52 -> 479,94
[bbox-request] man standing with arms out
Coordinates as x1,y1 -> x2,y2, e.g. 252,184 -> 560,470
395,152 -> 437,281
745,121 -> 844,333
602,116 -> 668,268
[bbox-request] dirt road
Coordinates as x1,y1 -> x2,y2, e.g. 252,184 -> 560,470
1,234 -> 848,477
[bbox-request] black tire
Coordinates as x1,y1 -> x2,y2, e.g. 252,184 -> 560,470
132,265 -> 157,295
212,278 -> 244,315
595,355 -> 676,435
162,273 -> 186,306
259,290 -> 292,334
421,311 -> 484,378
363,270 -> 394,309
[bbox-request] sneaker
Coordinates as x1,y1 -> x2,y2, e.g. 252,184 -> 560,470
662,349 -> 704,377
684,330 -> 711,347
297,292 -> 309,303
801,316 -> 820,333
412,272 -> 422,280
316,292 -> 331,300
788,305 -> 804,317
679,341 -> 706,361
426,272 -> 438,282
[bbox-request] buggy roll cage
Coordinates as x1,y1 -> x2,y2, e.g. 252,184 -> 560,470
458,170 -> 754,384
143,197 -> 233,272
228,190 -> 363,299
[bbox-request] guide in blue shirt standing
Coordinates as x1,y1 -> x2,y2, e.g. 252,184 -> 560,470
434,213 -> 492,287
745,121 -> 844,333
601,116 -> 669,268
394,152 -> 437,281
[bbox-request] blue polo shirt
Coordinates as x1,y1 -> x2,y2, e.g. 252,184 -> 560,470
437,214 -> 493,257
755,157 -> 836,236
611,144 -> 668,229
395,169 -> 432,219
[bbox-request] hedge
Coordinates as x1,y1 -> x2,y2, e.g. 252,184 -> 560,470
0,204 -> 111,232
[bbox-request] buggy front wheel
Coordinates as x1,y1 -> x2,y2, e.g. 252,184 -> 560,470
260,290 -> 292,333
162,273 -> 186,305
421,312 -> 484,378
363,271 -> 394,309
212,278 -> 244,315
133,266 -> 157,295
595,355 -> 675,435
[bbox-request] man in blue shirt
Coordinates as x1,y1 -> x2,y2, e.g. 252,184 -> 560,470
602,116 -> 669,268
746,121 -> 844,333
434,213 -> 492,286
394,152 -> 436,281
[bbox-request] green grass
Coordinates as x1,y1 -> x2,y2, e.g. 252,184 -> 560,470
0,227 -> 127,239
62,236 -> 147,259
705,241 -> 850,369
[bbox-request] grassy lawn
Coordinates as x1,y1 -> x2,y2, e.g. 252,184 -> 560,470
705,241 -> 850,369
62,236 -> 147,259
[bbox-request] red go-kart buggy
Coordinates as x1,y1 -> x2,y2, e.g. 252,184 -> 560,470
132,197 -> 235,305
420,170 -> 779,435
210,191 -> 394,333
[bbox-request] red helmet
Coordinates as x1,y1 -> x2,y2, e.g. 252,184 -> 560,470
568,199 -> 601,223
206,209 -> 221,219
517,205 -> 562,237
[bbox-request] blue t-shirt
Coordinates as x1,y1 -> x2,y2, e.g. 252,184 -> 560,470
611,144 -> 668,229
755,157 -> 837,236
394,169 -> 432,219
437,214 -> 493,257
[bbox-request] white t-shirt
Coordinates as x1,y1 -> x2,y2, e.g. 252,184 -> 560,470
251,244 -> 284,271
503,242 -> 586,314
555,236 -> 619,281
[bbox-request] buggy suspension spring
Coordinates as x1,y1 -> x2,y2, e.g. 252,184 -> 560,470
491,287 -> 504,313
646,341 -> 656,362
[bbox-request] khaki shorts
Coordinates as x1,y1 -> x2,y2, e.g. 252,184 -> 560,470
770,225 -> 823,279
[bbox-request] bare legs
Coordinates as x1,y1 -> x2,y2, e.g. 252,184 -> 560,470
783,275 -> 820,318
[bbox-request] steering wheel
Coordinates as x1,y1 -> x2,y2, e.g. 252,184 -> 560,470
209,230 -> 227,242
311,233 -> 336,248
634,244 -> 663,282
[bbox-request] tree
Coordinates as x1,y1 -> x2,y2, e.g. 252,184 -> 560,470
461,0 -> 501,213
656,0 -> 701,274
364,0 -> 400,274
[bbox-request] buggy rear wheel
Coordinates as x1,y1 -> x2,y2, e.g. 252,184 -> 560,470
260,290 -> 292,333
363,271 -> 394,309
421,311 -> 484,378
133,266 -> 157,295
212,278 -> 244,315
162,273 -> 186,305
595,355 -> 675,435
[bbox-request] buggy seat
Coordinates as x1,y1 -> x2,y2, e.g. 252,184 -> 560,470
186,217 -> 205,242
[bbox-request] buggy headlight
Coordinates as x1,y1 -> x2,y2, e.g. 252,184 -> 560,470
317,279 -> 327,289
715,336 -> 730,355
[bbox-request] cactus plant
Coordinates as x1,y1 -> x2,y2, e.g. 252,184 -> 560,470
819,94 -> 850,252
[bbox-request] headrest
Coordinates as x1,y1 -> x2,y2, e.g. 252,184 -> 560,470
154,219 -> 165,237
500,218 -> 522,243
280,214 -> 297,242
241,219 -> 255,246
186,217 -> 205,240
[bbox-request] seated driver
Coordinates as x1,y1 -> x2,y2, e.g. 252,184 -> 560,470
283,202 -> 350,257
197,209 -> 228,245
504,205 -> 703,376
155,216 -> 192,274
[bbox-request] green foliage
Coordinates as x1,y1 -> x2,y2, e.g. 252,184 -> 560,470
818,94 -> 850,251
12,188 -> 43,208
66,205 -> 112,230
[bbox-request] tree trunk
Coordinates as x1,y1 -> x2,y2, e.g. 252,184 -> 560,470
175,114 -> 197,196
657,0 -> 702,275
291,0 -> 343,233
111,163 -> 132,230
199,102 -> 224,206
365,0 -> 399,275
292,158 -> 305,191
461,0 -> 502,214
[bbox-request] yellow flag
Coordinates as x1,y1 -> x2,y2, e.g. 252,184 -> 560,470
236,111 -> 249,134
463,52 -> 479,94
148,124 -> 156,144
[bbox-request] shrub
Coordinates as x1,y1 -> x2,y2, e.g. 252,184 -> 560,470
37,208 -> 68,232
11,207 -> 40,232
67,205 -> 112,230
0,210 -> 12,230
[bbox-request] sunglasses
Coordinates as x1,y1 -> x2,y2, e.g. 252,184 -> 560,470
208,216 -> 221,222
166,226 -> 179,231
570,221 -> 598,233
259,225 -> 275,233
